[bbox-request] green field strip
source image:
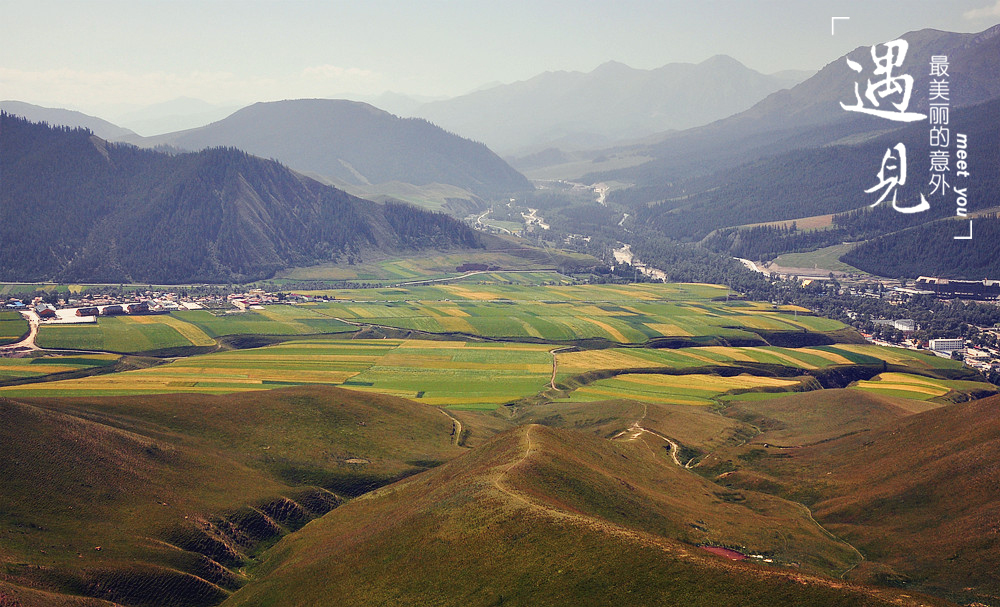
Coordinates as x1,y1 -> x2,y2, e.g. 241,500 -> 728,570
0,311 -> 29,344
36,318 -> 194,352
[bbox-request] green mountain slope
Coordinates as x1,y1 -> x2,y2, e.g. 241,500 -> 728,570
0,113 -> 483,283
708,392 -> 1000,605
0,386 -> 466,606
223,424 -> 951,607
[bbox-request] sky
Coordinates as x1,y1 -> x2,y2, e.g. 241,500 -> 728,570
2,0 -> 1000,121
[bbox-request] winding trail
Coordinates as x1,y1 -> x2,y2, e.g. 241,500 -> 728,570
495,424 -> 872,590
547,347 -> 572,390
490,425 -> 696,557
609,403 -> 688,467
436,407 -> 464,447
610,403 -> 865,578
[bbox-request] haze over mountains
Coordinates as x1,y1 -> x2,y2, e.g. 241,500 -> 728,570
127,99 -> 533,203
0,100 -> 138,141
113,97 -> 242,136
413,55 -> 811,154
590,24 -> 1000,195
3,23 -> 999,281
583,24 -> 1000,279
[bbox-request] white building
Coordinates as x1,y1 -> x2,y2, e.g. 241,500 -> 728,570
893,319 -> 915,332
929,338 -> 965,351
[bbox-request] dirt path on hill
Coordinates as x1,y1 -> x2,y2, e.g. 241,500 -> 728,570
611,404 -> 865,578
495,424 -> 884,595
491,425 -> 695,555
436,407 -> 464,447
547,347 -> 572,390
610,403 -> 687,467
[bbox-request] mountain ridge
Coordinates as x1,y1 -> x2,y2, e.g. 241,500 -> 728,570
0,100 -> 138,141
0,113 -> 484,283
127,98 -> 532,199
414,55 -> 810,154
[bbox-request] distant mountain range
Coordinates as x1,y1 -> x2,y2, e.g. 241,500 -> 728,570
590,24 -> 1000,195
584,24 -> 1000,279
0,100 -> 138,141
414,56 -> 811,154
127,99 -> 533,200
0,113 -> 484,283
112,97 -> 242,136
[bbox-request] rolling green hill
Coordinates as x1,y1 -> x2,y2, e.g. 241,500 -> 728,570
0,386 -> 468,606
222,424 -> 951,607
706,392 -> 1000,605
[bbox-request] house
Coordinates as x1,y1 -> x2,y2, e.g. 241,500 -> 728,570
35,304 -> 57,318
76,307 -> 100,317
126,302 -> 149,314
102,305 -> 125,316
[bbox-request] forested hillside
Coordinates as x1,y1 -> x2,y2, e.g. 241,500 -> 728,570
0,113 -> 483,283
841,215 -> 1000,279
637,95 -> 999,251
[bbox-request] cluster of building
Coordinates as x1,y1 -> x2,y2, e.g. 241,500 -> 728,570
863,317 -> 1000,374
4,288 -> 329,324
911,277 -> 1000,300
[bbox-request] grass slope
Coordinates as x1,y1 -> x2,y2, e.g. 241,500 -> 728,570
721,389 -> 941,447
704,393 -> 1000,605
0,386 -> 466,606
222,425 -> 949,607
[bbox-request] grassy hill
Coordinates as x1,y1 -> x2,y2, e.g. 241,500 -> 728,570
222,424 -> 951,607
0,386 -> 468,606
705,392 -> 1000,605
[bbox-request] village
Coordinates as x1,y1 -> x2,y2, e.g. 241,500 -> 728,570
2,288 -> 329,326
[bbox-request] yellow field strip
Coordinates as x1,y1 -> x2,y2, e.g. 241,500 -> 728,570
128,315 -> 215,346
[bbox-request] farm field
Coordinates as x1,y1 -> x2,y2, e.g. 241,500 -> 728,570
35,308 -> 355,353
563,372 -> 803,405
273,251 -> 594,284
0,310 -> 29,345
851,372 -> 998,401
10,330 -> 987,409
8,336 -> 983,411
555,344 -> 874,380
25,283 -> 851,355
0,352 -> 119,381
36,315 -> 197,352
834,344 -> 968,372
0,339 -> 555,409
304,283 -> 846,343
175,306 -> 354,338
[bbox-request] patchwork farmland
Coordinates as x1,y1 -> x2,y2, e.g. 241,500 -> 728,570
28,282 -> 852,355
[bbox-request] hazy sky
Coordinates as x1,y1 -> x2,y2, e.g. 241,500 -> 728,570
3,0 -> 999,117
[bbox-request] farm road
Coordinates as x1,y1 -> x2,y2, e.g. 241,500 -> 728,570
1,310 -> 40,352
